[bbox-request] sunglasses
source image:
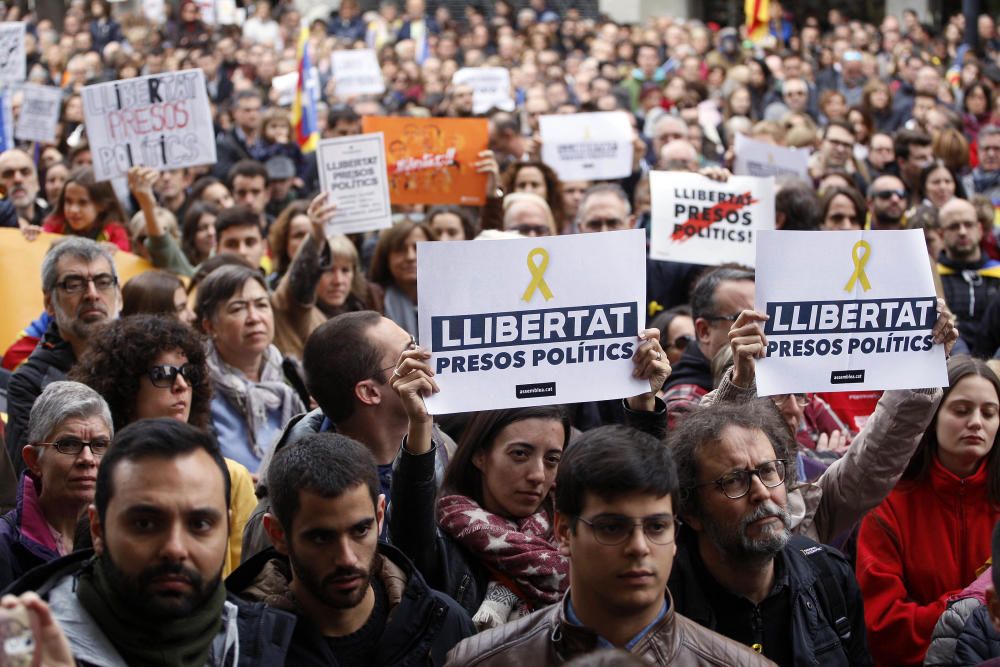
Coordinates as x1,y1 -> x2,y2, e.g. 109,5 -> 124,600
873,189 -> 906,200
667,334 -> 693,351
147,363 -> 202,388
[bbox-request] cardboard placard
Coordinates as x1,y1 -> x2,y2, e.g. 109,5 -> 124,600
649,171 -> 775,267
361,116 -> 488,205
82,69 -> 217,181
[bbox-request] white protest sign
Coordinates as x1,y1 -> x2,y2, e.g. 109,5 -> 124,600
15,84 -> 62,143
316,133 -> 392,235
418,230 -> 648,414
649,171 -> 774,267
82,69 -> 216,181
539,111 -> 634,182
755,229 -> 947,395
733,133 -> 810,181
0,23 -> 25,84
271,71 -> 297,107
331,49 -> 385,97
142,0 -> 166,23
452,67 -> 514,114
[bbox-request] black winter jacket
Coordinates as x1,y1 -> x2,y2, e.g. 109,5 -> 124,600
5,321 -> 76,473
954,603 -> 1000,666
227,544 -> 474,667
669,531 -> 872,667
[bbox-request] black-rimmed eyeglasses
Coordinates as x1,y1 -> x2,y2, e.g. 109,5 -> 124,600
695,460 -> 790,500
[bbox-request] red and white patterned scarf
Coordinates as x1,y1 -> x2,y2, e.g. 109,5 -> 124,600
436,493 -> 569,609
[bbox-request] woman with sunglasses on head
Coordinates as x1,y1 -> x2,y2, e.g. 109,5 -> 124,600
856,356 -> 1000,666
69,314 -> 258,575
0,381 -> 113,590
387,328 -> 671,627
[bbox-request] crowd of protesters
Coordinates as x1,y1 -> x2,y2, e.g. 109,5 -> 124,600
2,0 -> 1000,665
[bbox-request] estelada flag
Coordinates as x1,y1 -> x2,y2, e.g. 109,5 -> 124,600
292,28 -> 319,153
745,0 -> 769,43
361,116 -> 489,206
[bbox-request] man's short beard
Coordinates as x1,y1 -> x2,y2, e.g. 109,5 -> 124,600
101,551 -> 223,620
288,545 -> 379,611
703,500 -> 791,563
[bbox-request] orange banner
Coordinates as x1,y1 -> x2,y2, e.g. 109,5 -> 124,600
361,116 -> 489,206
0,230 -> 153,350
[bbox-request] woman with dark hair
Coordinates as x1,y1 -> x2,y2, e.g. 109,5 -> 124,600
962,83 -> 998,142
820,186 -> 866,230
88,0 -> 123,52
188,175 -> 235,210
121,270 -> 195,326
649,305 -> 694,366
427,205 -> 477,241
918,160 -> 967,210
500,161 -> 567,232
857,356 -> 1000,666
267,199 -> 312,281
42,166 -> 130,251
369,221 -> 437,337
862,79 -> 903,133
180,201 -> 219,267
388,329 -> 670,625
196,264 -> 304,472
68,314 -> 257,575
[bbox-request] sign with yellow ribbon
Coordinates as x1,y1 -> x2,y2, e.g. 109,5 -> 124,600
754,229 -> 947,395
416,230 -> 648,414
843,240 -> 873,292
521,248 -> 554,303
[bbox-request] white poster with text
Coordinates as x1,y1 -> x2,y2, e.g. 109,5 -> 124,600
733,133 -> 810,181
452,67 -> 514,114
316,133 -> 392,235
15,84 -> 62,143
82,69 -> 216,181
418,230 -> 648,414
539,111 -> 634,182
755,229 -> 947,395
331,49 -> 385,97
649,171 -> 774,266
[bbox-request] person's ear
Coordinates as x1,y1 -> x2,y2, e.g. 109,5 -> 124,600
694,317 -> 712,345
472,449 -> 486,472
43,290 -> 55,318
263,512 -> 289,555
375,494 -> 386,536
554,510 -> 572,557
201,317 -> 215,339
354,379 -> 382,407
88,505 -> 105,555
21,445 -> 42,478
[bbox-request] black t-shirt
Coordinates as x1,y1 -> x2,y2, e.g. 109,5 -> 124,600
324,576 -> 389,665
695,553 -> 793,667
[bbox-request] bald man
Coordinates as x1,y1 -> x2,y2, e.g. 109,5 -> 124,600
938,198 -> 1000,351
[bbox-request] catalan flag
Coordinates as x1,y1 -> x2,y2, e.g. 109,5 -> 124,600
745,0 -> 769,43
291,27 -> 319,153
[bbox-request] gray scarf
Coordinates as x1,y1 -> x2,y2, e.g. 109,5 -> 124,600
205,343 -> 304,458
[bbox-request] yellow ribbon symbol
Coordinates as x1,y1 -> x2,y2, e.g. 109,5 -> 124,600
843,240 -> 873,293
521,247 -> 554,302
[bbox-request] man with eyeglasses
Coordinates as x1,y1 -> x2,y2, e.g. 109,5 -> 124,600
937,198 -> 1000,353
662,266 -> 755,425
0,381 -> 113,590
6,238 -> 121,473
445,425 -> 772,665
668,402 -> 872,666
809,121 -> 860,187
575,183 -> 634,234
866,174 -> 908,229
963,125 -> 1000,204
